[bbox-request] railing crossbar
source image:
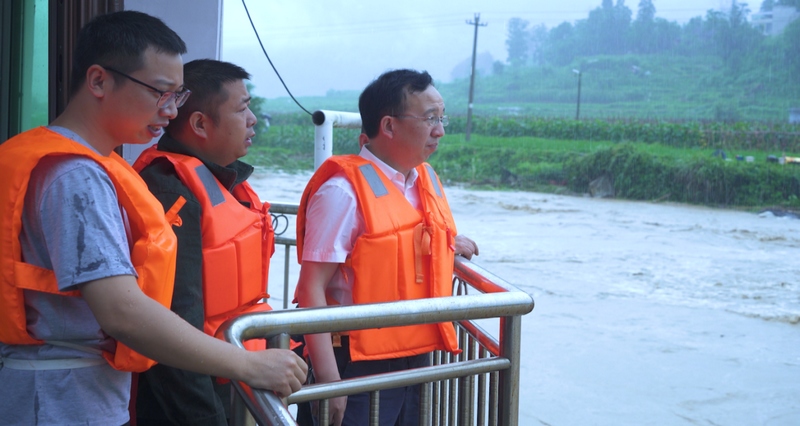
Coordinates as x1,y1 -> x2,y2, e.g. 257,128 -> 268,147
222,292 -> 532,345
287,357 -> 510,404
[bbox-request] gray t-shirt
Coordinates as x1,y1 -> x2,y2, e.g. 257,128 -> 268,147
0,127 -> 138,425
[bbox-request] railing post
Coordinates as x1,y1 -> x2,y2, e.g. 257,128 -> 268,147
476,347 -> 488,426
449,350 -> 458,425
369,390 -> 380,425
282,245 -> 290,309
311,110 -> 362,170
231,392 -> 257,426
499,315 -> 522,426
420,373 -> 433,426
312,110 -> 333,170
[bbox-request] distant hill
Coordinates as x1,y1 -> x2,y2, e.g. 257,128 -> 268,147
262,52 -> 798,123
438,54 -> 799,122
449,51 -> 495,81
261,2 -> 799,124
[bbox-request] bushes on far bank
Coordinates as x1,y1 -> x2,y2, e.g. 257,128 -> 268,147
249,120 -> 800,210
429,136 -> 800,209
562,144 -> 800,207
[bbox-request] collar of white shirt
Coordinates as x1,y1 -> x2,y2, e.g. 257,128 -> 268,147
359,145 -> 419,193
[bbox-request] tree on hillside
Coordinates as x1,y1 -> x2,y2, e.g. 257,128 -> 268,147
678,14 -> 716,55
583,0 -> 633,55
781,19 -> 800,75
542,21 -> 577,65
650,18 -> 681,52
529,24 -> 549,65
612,0 -> 634,48
246,83 -> 270,141
492,60 -> 505,75
631,0 -> 657,53
720,1 -> 763,70
760,0 -> 775,11
679,2 -> 765,71
636,0 -> 656,22
506,18 -> 530,66
776,0 -> 799,8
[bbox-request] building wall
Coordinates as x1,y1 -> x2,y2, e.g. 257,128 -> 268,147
751,6 -> 800,36
121,0 -> 223,162
772,6 -> 800,34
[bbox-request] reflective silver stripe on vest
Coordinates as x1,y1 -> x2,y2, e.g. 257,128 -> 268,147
425,164 -> 443,198
0,356 -> 106,370
195,164 -> 226,207
359,163 -> 388,198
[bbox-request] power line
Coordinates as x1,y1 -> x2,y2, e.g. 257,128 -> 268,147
241,0 -> 312,115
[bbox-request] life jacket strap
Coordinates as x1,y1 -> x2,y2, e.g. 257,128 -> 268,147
413,223 -> 433,283
165,195 -> 187,227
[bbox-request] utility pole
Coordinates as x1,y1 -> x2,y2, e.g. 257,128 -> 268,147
465,13 -> 487,142
572,69 -> 582,121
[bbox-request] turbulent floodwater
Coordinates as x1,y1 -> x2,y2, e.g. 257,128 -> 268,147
250,169 -> 800,425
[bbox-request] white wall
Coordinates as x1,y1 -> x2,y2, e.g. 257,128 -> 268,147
120,0 -> 223,163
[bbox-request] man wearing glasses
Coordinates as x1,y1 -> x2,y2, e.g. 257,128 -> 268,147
0,12 -> 305,425
132,59 -> 276,425
295,69 -> 479,426
103,66 -> 192,110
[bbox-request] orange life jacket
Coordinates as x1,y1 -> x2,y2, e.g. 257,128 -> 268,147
0,127 -> 178,372
297,155 -> 460,361
133,147 -> 274,341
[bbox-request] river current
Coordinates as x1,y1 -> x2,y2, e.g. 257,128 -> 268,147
250,169 -> 800,425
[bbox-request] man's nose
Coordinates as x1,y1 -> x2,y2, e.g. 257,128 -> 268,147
160,98 -> 179,119
431,121 -> 445,137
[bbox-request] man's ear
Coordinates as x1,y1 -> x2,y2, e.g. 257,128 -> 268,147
85,65 -> 109,99
379,115 -> 395,139
188,111 -> 209,139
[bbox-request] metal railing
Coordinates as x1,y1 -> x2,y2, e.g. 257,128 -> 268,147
268,202 -> 298,309
239,111 -> 535,424
220,229 -> 534,425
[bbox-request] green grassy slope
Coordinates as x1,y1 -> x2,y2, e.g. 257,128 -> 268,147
261,54 -> 798,123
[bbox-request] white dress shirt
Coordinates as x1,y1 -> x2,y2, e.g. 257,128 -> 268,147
301,146 -> 421,305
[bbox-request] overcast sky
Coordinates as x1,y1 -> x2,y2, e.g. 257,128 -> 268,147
220,0 -> 730,99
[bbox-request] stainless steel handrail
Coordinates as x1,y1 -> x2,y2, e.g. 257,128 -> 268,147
219,256 -> 534,426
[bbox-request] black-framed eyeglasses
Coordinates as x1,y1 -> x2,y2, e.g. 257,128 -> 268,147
392,114 -> 449,127
103,66 -> 191,108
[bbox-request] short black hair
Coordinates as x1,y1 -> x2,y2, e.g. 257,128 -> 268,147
70,10 -> 186,96
167,59 -> 251,132
358,69 -> 433,139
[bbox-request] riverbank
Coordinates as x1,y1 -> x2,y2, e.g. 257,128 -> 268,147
246,132 -> 800,211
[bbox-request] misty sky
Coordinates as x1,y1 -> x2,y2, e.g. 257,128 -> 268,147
220,0 -> 730,99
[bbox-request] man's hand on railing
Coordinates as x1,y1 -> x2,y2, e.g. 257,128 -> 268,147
240,349 -> 308,398
455,234 -> 480,260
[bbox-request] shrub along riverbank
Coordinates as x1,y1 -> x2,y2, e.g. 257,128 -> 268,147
429,135 -> 800,209
245,119 -> 800,211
